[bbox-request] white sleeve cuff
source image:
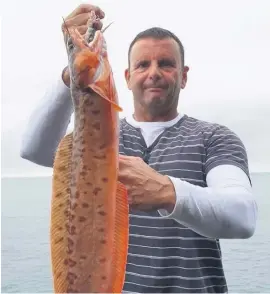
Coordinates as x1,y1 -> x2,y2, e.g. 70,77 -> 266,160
158,176 -> 190,219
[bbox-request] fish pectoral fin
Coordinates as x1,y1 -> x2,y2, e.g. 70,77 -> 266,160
90,84 -> 123,112
112,181 -> 129,293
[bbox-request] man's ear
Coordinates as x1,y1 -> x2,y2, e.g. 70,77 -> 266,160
125,68 -> 131,90
181,66 -> 189,89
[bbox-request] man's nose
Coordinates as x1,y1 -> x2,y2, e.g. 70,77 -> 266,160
148,63 -> 162,81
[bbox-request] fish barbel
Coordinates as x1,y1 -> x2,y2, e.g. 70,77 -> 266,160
50,12 -> 129,293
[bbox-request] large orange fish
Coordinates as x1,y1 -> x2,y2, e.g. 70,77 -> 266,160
50,11 -> 129,293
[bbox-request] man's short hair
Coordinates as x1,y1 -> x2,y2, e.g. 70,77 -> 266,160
128,27 -> 185,68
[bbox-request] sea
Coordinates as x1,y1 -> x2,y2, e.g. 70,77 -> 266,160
1,173 -> 270,293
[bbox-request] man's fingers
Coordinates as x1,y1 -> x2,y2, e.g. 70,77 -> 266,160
62,12 -> 104,34
64,13 -> 93,27
92,19 -> 103,30
66,4 -> 105,19
76,25 -> 88,35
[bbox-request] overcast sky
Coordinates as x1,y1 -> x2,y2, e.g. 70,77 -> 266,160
1,0 -> 270,176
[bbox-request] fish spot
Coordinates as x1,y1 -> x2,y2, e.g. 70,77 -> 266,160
92,122 -> 101,130
75,191 -> 80,199
55,192 -> 62,198
98,211 -> 106,216
58,165 -> 67,172
64,258 -> 77,267
67,272 -> 78,284
58,203 -> 63,208
71,203 -> 77,210
87,182 -> 92,186
64,210 -> 69,217
102,276 -> 107,280
80,255 -> 87,260
84,191 -> 87,195
99,257 -> 106,263
97,204 -> 103,209
99,143 -> 107,149
92,110 -> 100,115
100,239 -> 106,244
102,177 -> 108,183
54,237 -> 64,244
57,226 -> 63,231
69,259 -> 77,267
81,148 -> 86,153
79,216 -> 87,222
80,171 -> 87,177
56,272 -> 62,279
85,99 -> 94,106
66,224 -> 76,235
67,238 -> 74,254
67,237 -> 74,247
66,188 -> 71,194
93,154 -> 106,160
98,228 -> 105,232
82,203 -> 89,208
93,187 -> 102,195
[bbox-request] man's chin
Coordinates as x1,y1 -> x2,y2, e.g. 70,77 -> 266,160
141,96 -> 168,113
144,93 -> 167,103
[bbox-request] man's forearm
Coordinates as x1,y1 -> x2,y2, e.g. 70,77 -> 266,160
159,164 -> 257,239
20,77 -> 73,167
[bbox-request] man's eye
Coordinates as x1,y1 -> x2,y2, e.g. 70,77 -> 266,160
159,60 -> 174,67
137,61 -> 149,68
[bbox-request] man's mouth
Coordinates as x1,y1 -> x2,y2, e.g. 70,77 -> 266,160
145,87 -> 165,92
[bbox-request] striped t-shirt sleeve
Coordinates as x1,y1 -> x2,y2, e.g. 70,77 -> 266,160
204,125 -> 250,180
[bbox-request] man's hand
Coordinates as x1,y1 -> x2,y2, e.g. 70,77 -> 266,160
118,155 -> 176,212
61,3 -> 105,87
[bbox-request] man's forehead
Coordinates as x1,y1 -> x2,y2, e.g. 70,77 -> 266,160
130,38 -> 180,60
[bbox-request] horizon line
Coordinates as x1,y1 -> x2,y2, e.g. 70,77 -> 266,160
2,170 -> 270,179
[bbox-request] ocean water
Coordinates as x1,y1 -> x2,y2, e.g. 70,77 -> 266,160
1,173 -> 270,293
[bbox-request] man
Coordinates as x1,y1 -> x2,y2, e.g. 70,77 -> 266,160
20,3 -> 258,293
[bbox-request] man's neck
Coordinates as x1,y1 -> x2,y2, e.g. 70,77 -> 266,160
133,109 -> 179,122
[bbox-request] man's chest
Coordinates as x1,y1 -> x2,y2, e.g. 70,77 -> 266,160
119,128 -> 207,186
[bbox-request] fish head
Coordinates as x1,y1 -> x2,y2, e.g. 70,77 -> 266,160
62,21 -> 106,88
62,12 -> 122,111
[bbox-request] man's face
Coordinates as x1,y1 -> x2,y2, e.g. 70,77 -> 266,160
125,37 -> 189,119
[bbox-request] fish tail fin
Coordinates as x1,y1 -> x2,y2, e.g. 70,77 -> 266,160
112,181 -> 129,293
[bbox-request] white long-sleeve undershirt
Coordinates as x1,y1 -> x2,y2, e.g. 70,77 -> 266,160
20,77 -> 258,240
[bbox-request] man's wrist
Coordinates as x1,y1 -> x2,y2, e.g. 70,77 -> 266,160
159,175 -> 176,212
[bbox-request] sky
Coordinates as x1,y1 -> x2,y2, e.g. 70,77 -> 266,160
1,0 -> 270,177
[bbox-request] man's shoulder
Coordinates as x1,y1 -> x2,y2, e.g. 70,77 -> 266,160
181,115 -> 233,136
181,115 -> 245,146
